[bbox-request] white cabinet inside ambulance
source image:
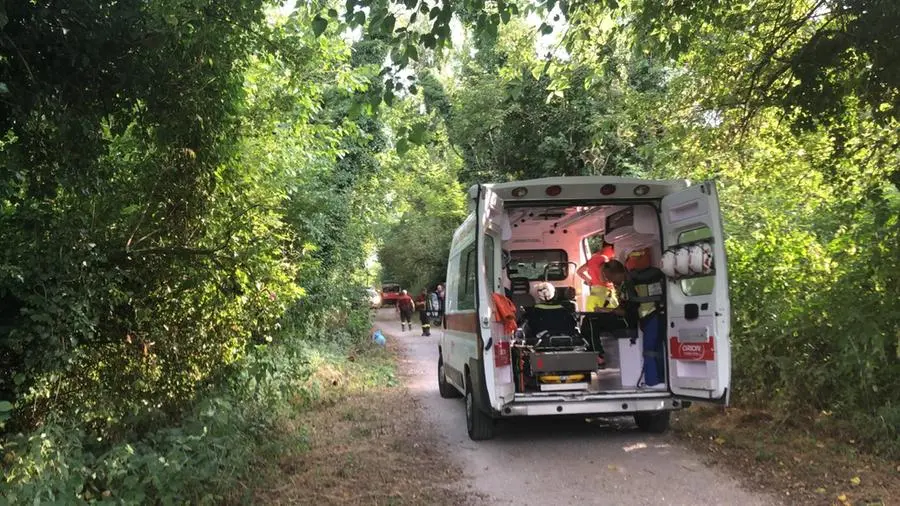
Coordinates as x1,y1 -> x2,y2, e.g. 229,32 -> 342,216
436,176 -> 731,441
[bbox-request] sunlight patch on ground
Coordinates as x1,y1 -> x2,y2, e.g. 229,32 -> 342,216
623,442 -> 648,452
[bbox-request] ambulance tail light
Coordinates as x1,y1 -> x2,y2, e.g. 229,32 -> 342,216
493,339 -> 511,367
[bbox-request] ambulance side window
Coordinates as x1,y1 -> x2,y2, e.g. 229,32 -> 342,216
484,235 -> 495,293
457,242 -> 477,310
679,226 -> 715,296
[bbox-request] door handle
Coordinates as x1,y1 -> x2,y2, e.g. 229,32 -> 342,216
685,303 -> 699,320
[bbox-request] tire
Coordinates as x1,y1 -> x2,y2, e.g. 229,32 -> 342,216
634,411 -> 671,433
465,373 -> 495,441
438,357 -> 461,399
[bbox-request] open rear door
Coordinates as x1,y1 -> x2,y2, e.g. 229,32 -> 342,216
661,181 -> 731,404
476,185 -> 512,409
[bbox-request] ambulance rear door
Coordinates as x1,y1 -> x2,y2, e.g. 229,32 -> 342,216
660,181 -> 731,404
476,185 -> 513,409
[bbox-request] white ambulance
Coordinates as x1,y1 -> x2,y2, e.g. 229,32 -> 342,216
437,177 -> 731,440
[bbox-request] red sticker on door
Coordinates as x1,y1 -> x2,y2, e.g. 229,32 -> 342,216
669,336 -> 715,361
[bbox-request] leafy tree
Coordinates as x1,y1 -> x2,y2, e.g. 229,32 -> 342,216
364,0 -> 900,454
550,0 -> 900,451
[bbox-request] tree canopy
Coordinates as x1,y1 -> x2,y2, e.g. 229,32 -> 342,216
1,0 -> 898,500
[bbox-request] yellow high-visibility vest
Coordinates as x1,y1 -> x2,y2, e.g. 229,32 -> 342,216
634,281 -> 662,319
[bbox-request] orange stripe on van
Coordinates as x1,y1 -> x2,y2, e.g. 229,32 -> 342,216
445,313 -> 478,334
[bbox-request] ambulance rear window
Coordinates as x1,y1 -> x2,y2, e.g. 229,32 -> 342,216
508,250 -> 568,281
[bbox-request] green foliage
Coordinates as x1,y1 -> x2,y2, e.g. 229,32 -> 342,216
432,19 -> 668,187
376,97 -> 467,292
617,0 -> 900,128
379,0 -> 900,457
494,0 -> 900,456
2,1 -> 899,502
1,1 -> 400,502
1,298 -> 382,503
0,0 -> 294,433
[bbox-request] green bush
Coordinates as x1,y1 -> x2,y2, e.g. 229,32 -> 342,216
1,293 -> 376,504
714,128 -> 900,457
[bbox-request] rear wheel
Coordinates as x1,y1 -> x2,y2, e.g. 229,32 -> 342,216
465,373 -> 495,441
634,411 -> 671,433
438,357 -> 460,398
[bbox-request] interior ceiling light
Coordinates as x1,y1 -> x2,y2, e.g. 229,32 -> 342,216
511,187 -> 528,198
634,184 -> 650,196
600,184 -> 617,195
546,185 -> 562,196
555,206 -> 604,229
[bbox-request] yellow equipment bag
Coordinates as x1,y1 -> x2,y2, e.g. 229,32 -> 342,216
538,373 -> 587,384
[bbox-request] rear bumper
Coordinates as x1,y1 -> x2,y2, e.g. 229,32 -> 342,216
498,394 -> 684,417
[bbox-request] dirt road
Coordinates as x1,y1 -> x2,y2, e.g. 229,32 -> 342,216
375,309 -> 778,506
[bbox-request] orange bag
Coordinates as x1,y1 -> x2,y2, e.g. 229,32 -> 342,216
491,293 -> 518,335
625,247 -> 652,271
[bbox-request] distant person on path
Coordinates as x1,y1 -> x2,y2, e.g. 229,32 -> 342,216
396,289 -> 416,332
416,289 -> 431,336
427,287 -> 442,329
435,283 -> 445,310
435,283 -> 446,327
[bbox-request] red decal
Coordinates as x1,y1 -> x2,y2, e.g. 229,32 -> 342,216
536,358 -> 544,369
493,340 -> 511,367
669,336 -> 715,361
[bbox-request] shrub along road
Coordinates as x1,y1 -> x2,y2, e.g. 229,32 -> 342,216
375,309 -> 776,506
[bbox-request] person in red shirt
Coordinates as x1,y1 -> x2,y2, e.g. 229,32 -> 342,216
577,242 -> 615,368
577,243 -> 615,287
396,290 -> 416,332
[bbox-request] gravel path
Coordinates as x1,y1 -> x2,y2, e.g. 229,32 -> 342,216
375,309 -> 779,506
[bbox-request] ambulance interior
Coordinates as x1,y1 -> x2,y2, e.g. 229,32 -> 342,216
497,203 -> 671,395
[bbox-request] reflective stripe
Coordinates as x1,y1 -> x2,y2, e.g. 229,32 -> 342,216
634,284 -> 657,318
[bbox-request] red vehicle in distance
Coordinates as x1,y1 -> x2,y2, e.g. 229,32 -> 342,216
380,282 -> 402,306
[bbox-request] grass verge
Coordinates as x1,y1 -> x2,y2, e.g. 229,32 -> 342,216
673,406 -> 899,506
247,340 -> 474,506
0,334 -> 395,504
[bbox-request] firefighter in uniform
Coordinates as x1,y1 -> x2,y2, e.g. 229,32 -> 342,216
396,290 -> 415,331
416,289 -> 431,336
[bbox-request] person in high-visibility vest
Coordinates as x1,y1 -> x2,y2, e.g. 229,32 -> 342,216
602,259 -> 665,386
602,259 -> 657,322
578,243 -> 618,367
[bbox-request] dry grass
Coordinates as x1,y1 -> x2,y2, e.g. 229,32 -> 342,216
249,343 -> 476,506
673,406 -> 900,506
